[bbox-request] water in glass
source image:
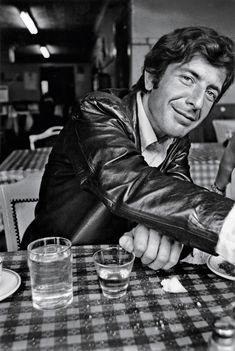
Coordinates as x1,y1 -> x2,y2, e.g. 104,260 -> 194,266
93,246 -> 135,299
28,241 -> 73,310
99,267 -> 131,298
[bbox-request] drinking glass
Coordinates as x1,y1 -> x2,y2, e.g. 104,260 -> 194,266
93,246 -> 135,299
27,237 -> 73,310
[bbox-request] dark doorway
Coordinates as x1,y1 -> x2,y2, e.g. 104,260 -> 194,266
40,66 -> 75,118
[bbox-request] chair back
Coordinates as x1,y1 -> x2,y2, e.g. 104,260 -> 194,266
29,126 -> 63,150
0,172 -> 43,251
212,119 -> 235,144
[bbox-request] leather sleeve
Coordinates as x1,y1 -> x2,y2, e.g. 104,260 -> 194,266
68,93 -> 234,254
160,136 -> 192,182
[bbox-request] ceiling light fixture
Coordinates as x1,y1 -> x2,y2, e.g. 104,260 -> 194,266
20,11 -> 38,35
40,46 -> 50,59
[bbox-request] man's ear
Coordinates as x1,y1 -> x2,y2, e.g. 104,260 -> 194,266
144,71 -> 154,91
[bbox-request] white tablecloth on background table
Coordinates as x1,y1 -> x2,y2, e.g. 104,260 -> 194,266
0,148 -> 51,233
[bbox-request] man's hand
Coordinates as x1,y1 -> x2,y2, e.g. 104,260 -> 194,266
119,224 -> 183,270
216,204 -> 235,264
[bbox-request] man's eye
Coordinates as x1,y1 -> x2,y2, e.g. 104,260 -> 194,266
181,75 -> 193,85
206,90 -> 217,101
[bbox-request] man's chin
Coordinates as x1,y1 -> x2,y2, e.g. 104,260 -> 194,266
173,121 -> 195,137
168,128 -> 190,139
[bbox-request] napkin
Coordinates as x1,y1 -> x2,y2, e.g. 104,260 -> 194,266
161,276 -> 187,293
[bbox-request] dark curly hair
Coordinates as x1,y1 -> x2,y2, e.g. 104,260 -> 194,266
132,26 -> 234,101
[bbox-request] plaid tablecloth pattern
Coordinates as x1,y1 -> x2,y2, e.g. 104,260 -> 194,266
0,148 -> 51,185
189,161 -> 220,190
189,143 -> 224,190
0,246 -> 234,351
0,148 -> 51,232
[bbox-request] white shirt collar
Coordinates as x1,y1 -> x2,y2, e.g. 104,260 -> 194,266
136,91 -> 158,152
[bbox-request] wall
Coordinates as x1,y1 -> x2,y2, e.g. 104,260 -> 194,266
130,0 -> 235,103
0,62 -> 91,102
92,4 -> 128,89
1,64 -> 40,102
92,7 -> 117,88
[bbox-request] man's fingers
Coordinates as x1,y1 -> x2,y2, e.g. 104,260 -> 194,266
162,241 -> 184,270
141,229 -> 161,265
119,230 -> 134,253
121,226 -> 184,272
148,235 -> 171,270
133,224 -> 149,257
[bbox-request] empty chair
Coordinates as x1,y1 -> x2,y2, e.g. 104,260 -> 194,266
29,126 -> 63,150
212,119 -> 235,144
0,172 -> 43,251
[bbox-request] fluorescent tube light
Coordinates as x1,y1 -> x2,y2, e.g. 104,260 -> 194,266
20,11 -> 38,35
40,46 -> 50,59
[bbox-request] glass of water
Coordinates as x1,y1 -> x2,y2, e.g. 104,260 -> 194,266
27,237 -> 73,310
93,246 -> 135,299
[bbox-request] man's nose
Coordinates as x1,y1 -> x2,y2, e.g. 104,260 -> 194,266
186,87 -> 204,110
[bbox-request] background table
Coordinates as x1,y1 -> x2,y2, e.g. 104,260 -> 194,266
0,245 -> 234,351
0,148 -> 51,235
0,148 -> 51,185
189,142 -> 224,190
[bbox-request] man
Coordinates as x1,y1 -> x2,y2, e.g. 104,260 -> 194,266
21,27 -> 235,269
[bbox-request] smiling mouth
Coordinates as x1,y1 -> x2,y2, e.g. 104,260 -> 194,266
172,106 -> 196,122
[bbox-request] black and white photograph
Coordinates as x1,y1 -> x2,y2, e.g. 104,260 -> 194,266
0,1 -> 235,350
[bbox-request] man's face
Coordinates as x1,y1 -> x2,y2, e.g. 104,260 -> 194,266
142,55 -> 227,138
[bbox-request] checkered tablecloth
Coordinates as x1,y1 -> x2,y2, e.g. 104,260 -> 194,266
0,148 -> 51,185
190,161 -> 220,190
189,143 -> 224,190
0,246 -> 234,351
0,148 -> 51,233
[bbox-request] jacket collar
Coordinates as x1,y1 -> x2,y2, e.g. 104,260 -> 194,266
121,91 -> 141,153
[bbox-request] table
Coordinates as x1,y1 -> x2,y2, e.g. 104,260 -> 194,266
0,148 -> 51,235
0,246 -> 234,351
189,142 -> 224,190
0,148 -> 51,185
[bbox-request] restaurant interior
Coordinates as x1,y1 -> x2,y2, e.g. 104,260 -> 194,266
0,0 -> 234,350
0,0 -> 235,158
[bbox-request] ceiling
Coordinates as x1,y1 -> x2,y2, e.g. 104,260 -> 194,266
0,0 -> 128,63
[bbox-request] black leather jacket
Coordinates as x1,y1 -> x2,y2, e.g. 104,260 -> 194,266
21,90 -> 234,252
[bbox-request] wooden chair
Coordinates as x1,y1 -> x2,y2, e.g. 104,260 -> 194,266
29,126 -> 63,150
0,172 -> 43,251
